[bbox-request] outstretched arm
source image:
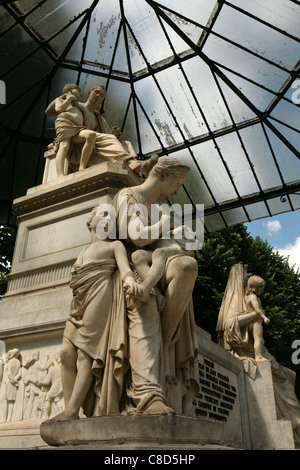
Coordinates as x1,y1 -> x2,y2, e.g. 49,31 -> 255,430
113,241 -> 142,296
45,93 -> 77,116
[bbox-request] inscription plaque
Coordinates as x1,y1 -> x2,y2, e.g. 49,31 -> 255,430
193,356 -> 238,423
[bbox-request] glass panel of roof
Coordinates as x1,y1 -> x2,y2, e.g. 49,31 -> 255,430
4,49 -> 53,103
9,0 -> 43,16
244,201 -> 270,221
126,28 -> 148,76
155,66 -> 208,140
217,69 -> 276,112
290,195 -> 300,211
84,0 -> 121,69
64,27 -> 86,65
134,100 -> 163,154
267,196 -> 293,215
12,142 -> 41,198
203,33 -> 290,91
270,100 -> 300,133
0,140 -> 15,200
134,75 -> 183,148
269,119 -> 299,153
21,88 -> 50,136
24,0 -> 88,40
0,73 -> 51,129
222,207 -> 249,226
158,6 -> 204,51
228,0 -> 300,39
213,3 -> 300,70
181,57 -> 232,131
103,79 -> 132,131
123,0 -> 174,68
121,101 -> 139,155
156,19 -> 195,59
215,132 -> 260,197
215,75 -> 256,123
112,28 -> 130,76
238,125 -> 284,190
47,18 -> 87,58
0,25 -> 37,76
265,126 -> 300,184
192,140 -> 239,203
204,213 -> 227,232
0,6 -> 16,32
158,0 -> 216,29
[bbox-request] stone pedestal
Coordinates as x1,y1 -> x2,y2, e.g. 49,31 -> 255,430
0,420 -> 46,450
0,162 -> 140,426
40,414 -> 245,450
245,361 -> 295,449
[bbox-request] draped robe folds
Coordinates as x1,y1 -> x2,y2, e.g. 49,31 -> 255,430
216,264 -> 300,448
52,108 -> 136,173
112,187 -> 199,414
63,256 -> 128,416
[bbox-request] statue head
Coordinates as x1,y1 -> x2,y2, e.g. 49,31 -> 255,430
87,204 -> 116,240
149,156 -> 190,180
87,85 -> 106,107
148,156 -> 190,199
246,275 -> 266,295
62,83 -> 81,96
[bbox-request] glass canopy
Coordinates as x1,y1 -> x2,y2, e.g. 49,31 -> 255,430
0,0 -> 299,231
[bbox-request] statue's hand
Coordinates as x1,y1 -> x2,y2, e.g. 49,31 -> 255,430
123,278 -> 142,296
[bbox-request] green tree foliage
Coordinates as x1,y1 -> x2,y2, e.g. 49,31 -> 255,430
0,226 -> 16,297
193,223 -> 300,396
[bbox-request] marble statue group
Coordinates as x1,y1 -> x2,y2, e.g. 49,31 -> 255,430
49,154 -> 200,421
40,82 -> 300,449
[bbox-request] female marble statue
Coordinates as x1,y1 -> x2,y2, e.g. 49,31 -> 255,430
49,207 -> 143,421
113,156 -> 199,415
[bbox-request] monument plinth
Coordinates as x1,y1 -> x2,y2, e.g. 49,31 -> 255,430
0,162 -> 140,427
0,161 -> 299,451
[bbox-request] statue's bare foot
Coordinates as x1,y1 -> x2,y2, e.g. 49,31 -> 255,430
144,400 -> 175,415
43,410 -> 79,423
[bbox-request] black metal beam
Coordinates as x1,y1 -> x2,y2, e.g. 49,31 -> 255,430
204,181 -> 300,217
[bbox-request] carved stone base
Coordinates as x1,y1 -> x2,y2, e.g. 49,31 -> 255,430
245,361 -> 295,450
0,420 -> 46,449
40,414 -> 246,450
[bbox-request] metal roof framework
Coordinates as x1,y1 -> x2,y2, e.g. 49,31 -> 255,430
0,0 -> 299,231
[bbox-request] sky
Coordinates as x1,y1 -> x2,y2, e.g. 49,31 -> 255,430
245,209 -> 300,272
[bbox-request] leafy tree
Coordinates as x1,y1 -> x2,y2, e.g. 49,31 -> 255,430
193,223 -> 300,396
0,225 -> 16,297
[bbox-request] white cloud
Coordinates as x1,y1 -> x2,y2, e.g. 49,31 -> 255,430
276,237 -> 300,271
267,220 -> 281,235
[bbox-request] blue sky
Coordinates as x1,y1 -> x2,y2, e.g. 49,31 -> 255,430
245,209 -> 300,271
